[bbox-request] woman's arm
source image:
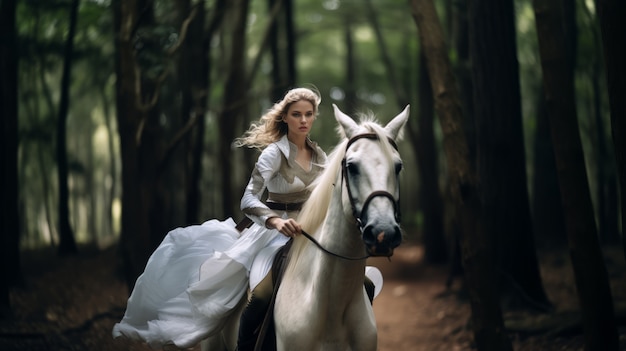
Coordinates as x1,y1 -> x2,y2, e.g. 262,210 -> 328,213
240,145 -> 282,227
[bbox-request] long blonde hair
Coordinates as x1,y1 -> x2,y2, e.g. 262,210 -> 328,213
234,87 -> 322,150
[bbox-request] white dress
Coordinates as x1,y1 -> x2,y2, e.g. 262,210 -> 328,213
112,136 -> 327,348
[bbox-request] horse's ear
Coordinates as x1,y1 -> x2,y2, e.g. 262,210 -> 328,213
333,104 -> 360,139
385,105 -> 410,140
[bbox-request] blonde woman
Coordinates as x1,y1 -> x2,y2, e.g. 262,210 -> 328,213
113,87 -> 327,349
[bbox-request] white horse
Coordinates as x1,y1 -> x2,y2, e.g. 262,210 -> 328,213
202,104 -> 409,351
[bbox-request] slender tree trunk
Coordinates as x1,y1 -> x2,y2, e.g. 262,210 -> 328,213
180,0 -> 206,225
416,50 -> 447,264
532,86 -> 567,247
56,0 -> 80,256
219,0 -> 250,218
343,13 -> 357,114
269,0 -> 283,102
114,0 -> 155,289
446,0 -> 473,281
283,0 -> 296,88
367,0 -> 447,263
0,0 -> 20,318
594,0 -> 626,259
533,0 -> 619,349
408,1 -> 512,350
100,87 -> 116,237
468,0 -> 549,310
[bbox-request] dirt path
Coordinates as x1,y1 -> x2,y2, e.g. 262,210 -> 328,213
2,242 -> 625,350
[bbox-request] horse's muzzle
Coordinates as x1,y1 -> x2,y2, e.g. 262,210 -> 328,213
363,223 -> 402,257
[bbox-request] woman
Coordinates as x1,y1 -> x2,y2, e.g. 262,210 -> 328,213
112,87 -> 327,349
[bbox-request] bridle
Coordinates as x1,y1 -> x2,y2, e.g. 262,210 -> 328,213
301,132 -> 401,261
341,133 -> 401,230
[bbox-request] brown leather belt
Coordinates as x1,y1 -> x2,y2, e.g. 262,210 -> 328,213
266,202 -> 304,211
235,202 -> 304,232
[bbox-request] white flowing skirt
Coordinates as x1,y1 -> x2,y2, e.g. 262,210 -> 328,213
112,217 -> 289,349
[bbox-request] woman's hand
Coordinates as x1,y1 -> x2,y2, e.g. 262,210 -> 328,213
266,217 -> 301,238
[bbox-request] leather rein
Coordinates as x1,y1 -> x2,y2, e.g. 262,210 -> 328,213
301,132 -> 400,261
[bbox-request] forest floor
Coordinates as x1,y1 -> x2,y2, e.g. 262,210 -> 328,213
1,237 -> 626,351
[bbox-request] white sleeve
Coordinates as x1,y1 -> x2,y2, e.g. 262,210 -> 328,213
240,145 -> 282,227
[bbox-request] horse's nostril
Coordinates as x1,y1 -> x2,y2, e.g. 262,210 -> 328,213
363,224 -> 401,248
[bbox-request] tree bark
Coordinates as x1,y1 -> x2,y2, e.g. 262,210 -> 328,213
114,0 -> 160,289
283,0 -> 295,88
594,0 -> 626,259
367,0 -> 447,263
416,50 -> 447,264
56,0 -> 80,256
180,0 -> 207,225
219,0 -> 250,218
408,1 -> 512,350
532,87 -> 567,247
269,0 -> 283,102
468,0 -> 549,310
0,0 -> 20,318
533,0 -> 619,349
343,13 -> 357,114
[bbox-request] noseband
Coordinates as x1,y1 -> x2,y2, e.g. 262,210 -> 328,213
342,133 -> 401,230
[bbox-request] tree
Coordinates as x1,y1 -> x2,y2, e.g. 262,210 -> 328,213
269,0 -> 296,102
408,1 -> 512,350
533,0 -> 619,349
468,0 -> 549,309
365,0 -> 447,264
218,0 -> 250,218
56,0 -> 80,256
594,0 -> 626,258
414,50 -> 447,264
0,0 -> 20,318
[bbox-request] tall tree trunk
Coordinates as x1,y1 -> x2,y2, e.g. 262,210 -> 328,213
532,87 -> 567,247
468,0 -> 549,310
594,0 -> 626,259
408,1 -> 512,350
100,87 -> 117,238
446,0 -> 474,281
416,50 -> 447,264
219,0 -> 250,218
56,0 -> 80,256
533,0 -> 619,349
367,0 -> 447,263
0,0 -> 20,318
343,12 -> 357,114
180,0 -> 206,225
269,0 -> 283,102
283,0 -> 296,88
114,0 -> 158,289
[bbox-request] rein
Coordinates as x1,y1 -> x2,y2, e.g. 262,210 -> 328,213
300,132 -> 400,261
300,230 -> 370,261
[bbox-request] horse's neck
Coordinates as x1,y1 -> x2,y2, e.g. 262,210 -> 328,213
308,186 -> 367,295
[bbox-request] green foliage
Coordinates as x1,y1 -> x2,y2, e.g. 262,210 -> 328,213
15,0 -> 613,247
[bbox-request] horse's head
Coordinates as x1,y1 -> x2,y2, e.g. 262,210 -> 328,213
333,104 -> 409,257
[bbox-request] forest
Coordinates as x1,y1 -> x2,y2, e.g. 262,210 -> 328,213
0,0 -> 625,350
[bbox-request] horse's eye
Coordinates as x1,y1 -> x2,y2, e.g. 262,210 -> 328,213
346,162 -> 360,176
395,162 -> 403,174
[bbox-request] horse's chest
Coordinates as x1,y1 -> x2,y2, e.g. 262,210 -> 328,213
275,299 -> 377,351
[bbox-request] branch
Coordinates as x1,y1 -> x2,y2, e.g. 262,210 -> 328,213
134,5 -> 199,144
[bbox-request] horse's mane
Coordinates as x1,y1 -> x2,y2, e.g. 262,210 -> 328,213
291,114 -> 398,264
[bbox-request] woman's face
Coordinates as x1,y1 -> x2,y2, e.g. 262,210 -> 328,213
283,100 -> 315,138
